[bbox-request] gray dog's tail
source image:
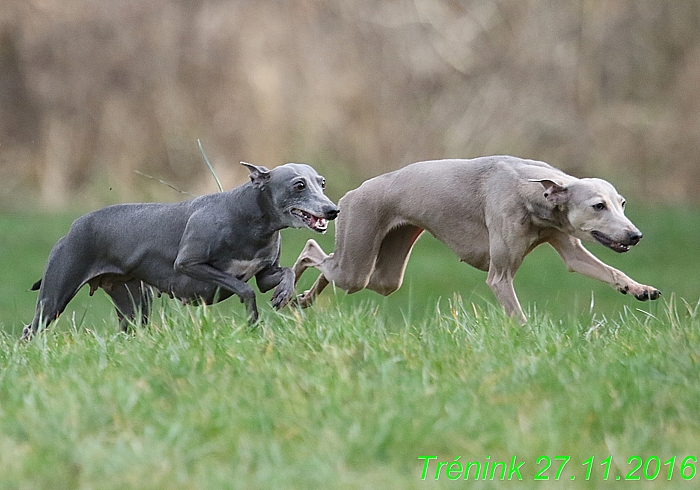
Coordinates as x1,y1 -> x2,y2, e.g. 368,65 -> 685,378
30,279 -> 41,291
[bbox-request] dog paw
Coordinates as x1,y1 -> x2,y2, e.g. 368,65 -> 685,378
635,288 -> 661,302
625,284 -> 661,302
271,286 -> 294,310
292,291 -> 315,309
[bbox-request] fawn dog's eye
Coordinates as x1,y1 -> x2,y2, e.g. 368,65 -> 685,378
593,202 -> 607,211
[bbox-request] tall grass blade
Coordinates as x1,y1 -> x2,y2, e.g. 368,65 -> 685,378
198,139 -> 223,193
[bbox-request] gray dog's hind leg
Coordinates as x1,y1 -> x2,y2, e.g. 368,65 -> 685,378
102,279 -> 154,332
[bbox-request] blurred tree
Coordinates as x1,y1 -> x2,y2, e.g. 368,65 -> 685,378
0,0 -> 699,208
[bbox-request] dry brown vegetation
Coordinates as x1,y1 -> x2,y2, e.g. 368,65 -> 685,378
1,0 -> 700,208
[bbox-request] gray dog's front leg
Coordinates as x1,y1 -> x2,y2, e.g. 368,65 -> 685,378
257,266 -> 295,310
174,259 -> 259,323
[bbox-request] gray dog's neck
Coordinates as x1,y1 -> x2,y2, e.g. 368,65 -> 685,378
225,183 -> 286,236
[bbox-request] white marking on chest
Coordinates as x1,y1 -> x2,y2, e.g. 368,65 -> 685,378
226,258 -> 267,282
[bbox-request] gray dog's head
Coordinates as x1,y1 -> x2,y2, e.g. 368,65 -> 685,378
536,177 -> 642,253
242,162 -> 339,233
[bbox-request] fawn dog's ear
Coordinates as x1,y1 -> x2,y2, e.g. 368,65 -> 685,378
530,179 -> 569,205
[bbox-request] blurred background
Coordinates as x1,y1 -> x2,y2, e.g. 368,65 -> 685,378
2,0 -> 700,209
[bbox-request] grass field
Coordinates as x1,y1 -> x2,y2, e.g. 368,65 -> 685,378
0,207 -> 699,488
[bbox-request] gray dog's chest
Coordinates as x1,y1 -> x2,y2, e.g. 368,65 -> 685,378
225,258 -> 269,281
220,236 -> 280,282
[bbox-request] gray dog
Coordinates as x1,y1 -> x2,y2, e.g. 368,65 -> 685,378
293,156 -> 660,323
23,162 -> 339,339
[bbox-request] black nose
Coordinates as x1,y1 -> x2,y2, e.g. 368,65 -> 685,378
325,207 -> 340,220
627,230 -> 642,245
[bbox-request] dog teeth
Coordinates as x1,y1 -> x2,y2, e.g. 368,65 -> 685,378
292,209 -> 329,232
613,243 -> 630,253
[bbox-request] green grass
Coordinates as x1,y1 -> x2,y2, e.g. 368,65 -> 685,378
0,208 -> 699,488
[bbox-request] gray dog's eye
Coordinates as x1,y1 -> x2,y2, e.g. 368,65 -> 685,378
321,178 -> 326,189
593,202 -> 607,211
294,181 -> 306,191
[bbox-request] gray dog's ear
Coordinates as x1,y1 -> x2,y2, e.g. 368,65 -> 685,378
241,162 -> 271,188
530,179 -> 569,205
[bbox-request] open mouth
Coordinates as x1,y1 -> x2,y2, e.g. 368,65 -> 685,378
291,209 -> 329,232
591,231 -> 631,253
